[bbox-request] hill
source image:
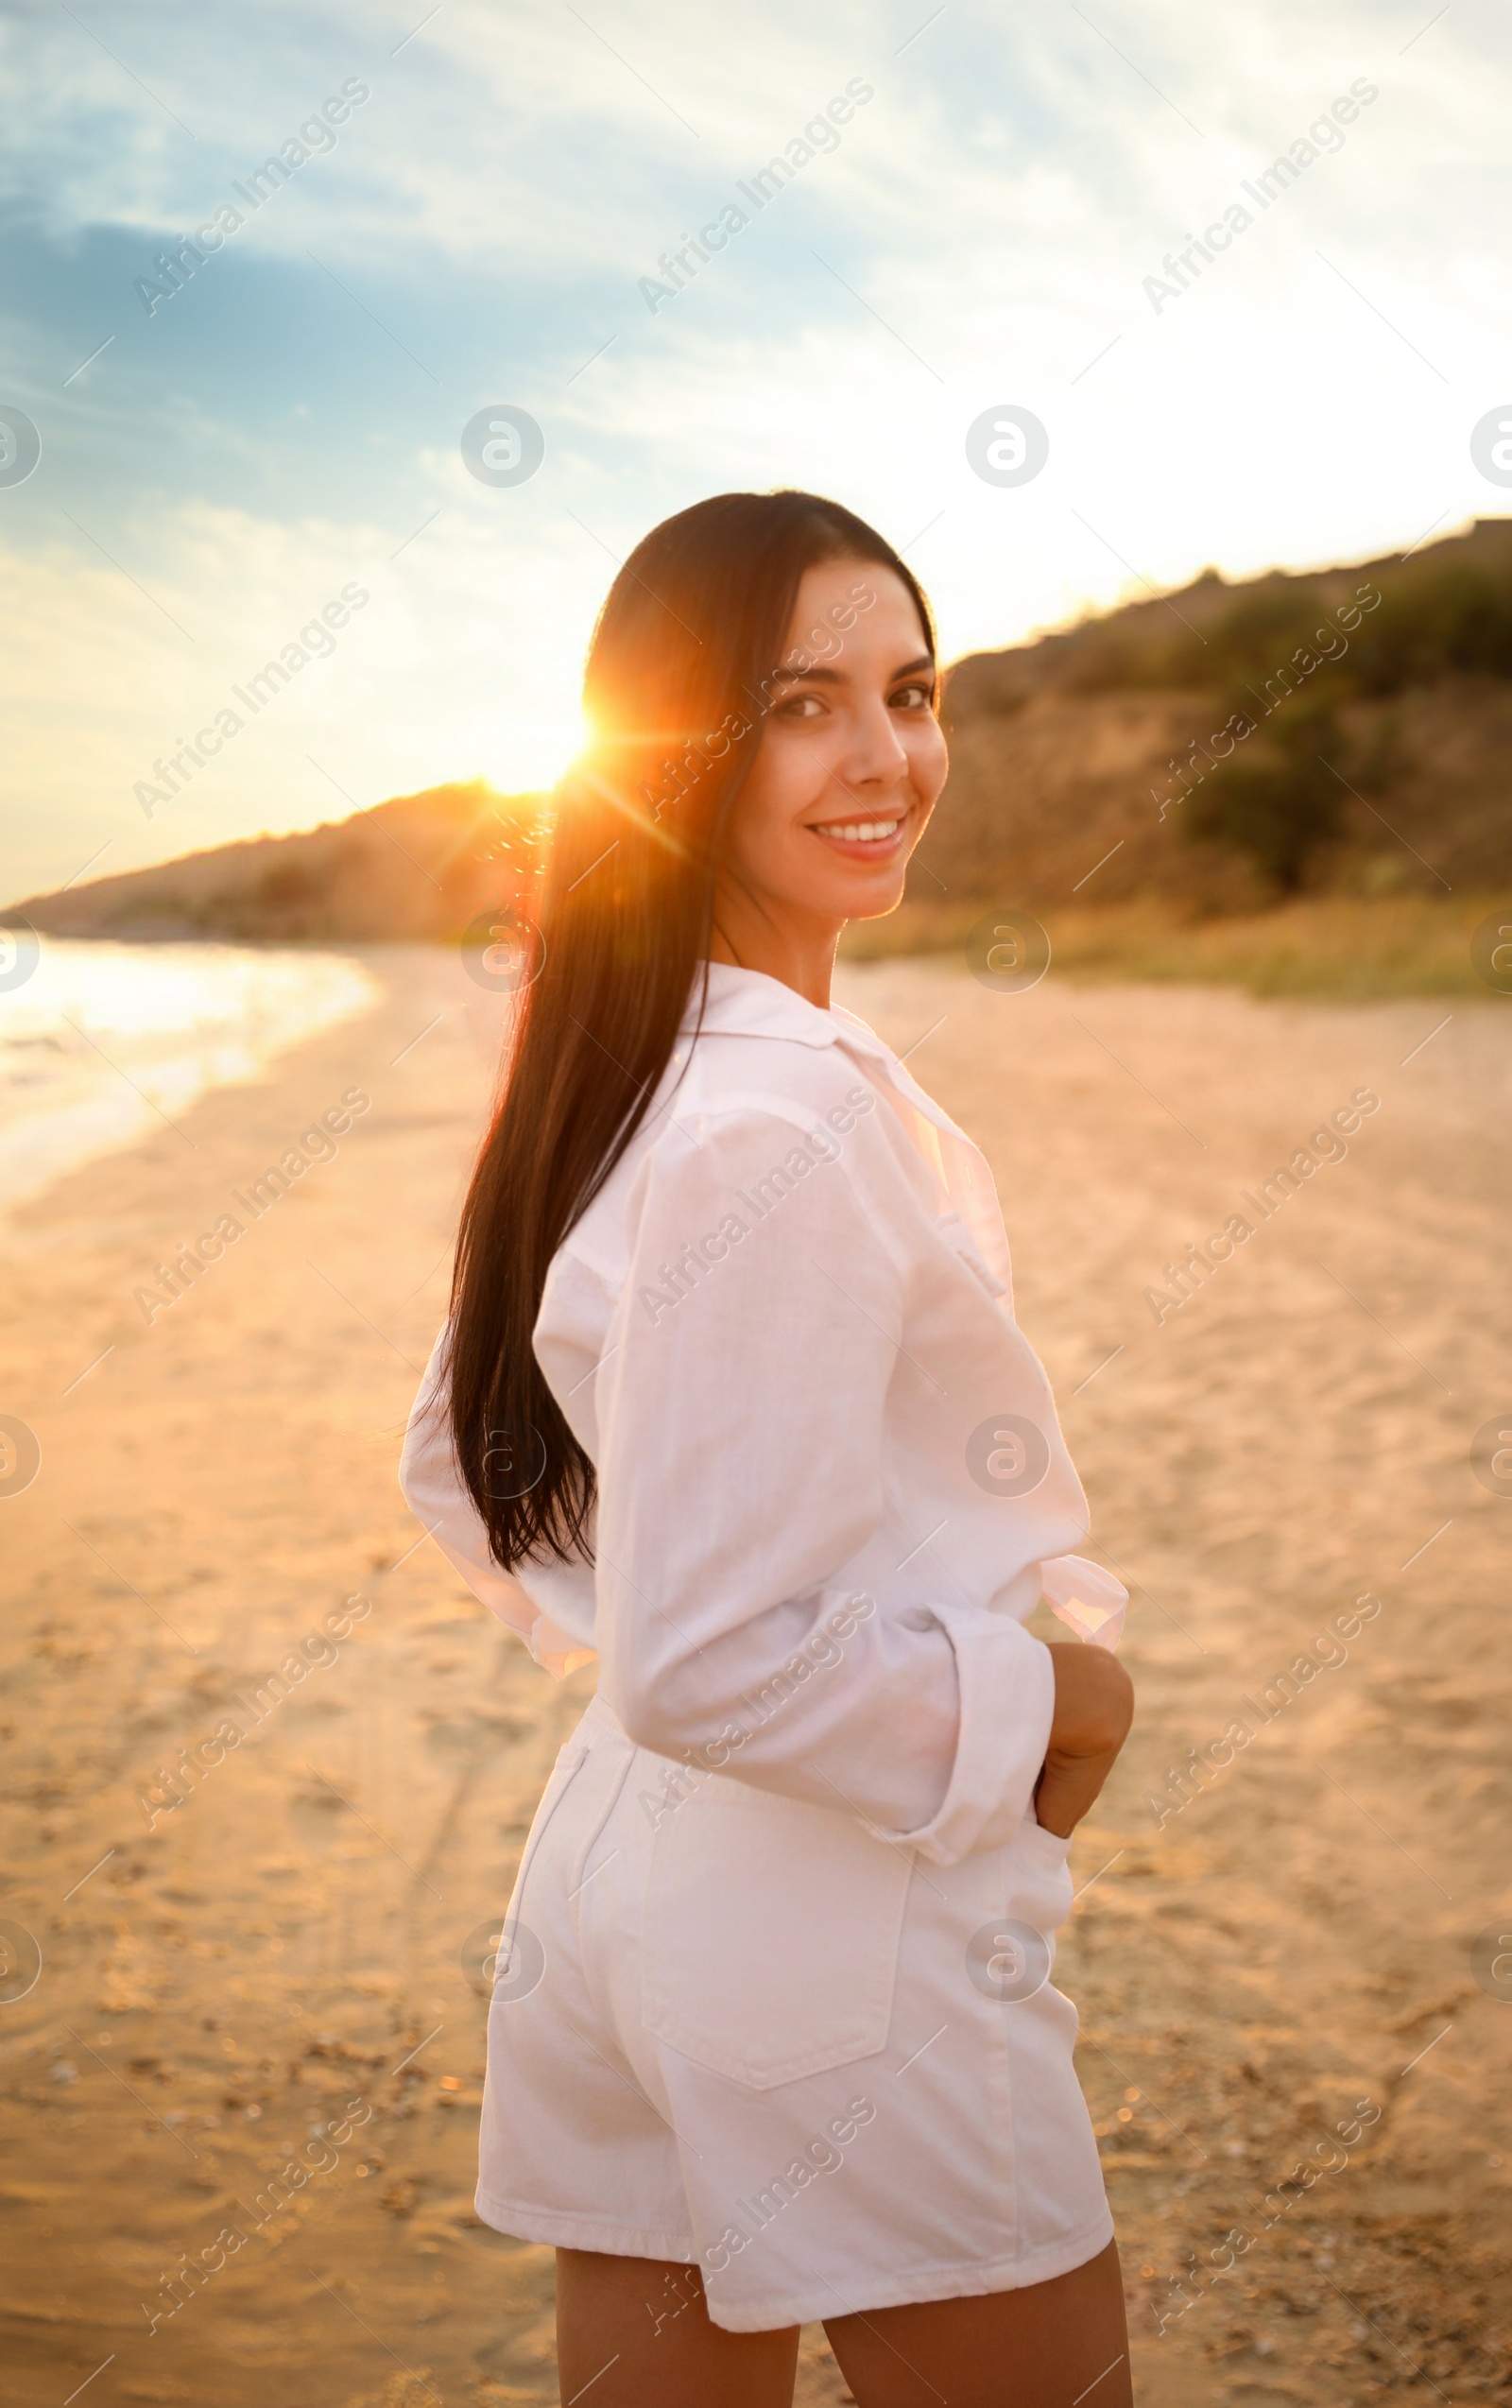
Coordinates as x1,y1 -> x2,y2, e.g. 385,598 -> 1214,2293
6,781 -> 544,943
914,512 -> 1512,913
8,516 -> 1511,955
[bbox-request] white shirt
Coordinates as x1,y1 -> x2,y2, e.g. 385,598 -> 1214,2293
400,960 -> 1125,1867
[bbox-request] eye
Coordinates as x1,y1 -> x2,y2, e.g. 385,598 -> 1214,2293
889,680 -> 934,711
774,691 -> 827,720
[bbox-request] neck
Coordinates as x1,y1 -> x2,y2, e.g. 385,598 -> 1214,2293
707,898 -> 841,1010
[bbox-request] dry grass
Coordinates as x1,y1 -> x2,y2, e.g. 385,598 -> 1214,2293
839,892 -> 1508,1000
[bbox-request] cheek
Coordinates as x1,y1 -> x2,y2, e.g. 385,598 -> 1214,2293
724,750 -> 816,882
741,726 -> 834,827
905,717 -> 949,804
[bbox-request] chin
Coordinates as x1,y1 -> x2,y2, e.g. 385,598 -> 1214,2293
839,872 -> 910,924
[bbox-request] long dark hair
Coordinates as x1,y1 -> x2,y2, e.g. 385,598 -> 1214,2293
445,490 -> 935,1572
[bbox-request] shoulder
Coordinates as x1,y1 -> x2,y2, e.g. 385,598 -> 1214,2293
676,1028 -> 882,1150
662,1029 -> 939,1196
560,1033 -> 938,1288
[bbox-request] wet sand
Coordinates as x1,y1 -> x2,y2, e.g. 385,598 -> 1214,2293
2,946 -> 1508,2406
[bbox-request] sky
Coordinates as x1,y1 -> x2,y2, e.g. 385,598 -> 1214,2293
1,0 -> 1509,906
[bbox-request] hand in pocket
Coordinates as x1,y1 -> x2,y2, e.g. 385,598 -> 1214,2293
1033,1643 -> 1135,1837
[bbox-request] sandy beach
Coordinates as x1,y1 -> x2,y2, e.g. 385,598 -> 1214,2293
1,944 -> 1508,2407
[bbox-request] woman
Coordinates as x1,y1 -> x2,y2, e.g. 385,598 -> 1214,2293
400,490 -> 1136,2407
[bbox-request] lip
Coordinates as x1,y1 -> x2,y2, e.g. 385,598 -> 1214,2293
804,808 -> 911,863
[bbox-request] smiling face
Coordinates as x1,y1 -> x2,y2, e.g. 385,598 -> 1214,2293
708,558 -> 948,993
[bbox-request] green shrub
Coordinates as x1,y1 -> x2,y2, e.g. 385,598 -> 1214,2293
1183,701 -> 1344,890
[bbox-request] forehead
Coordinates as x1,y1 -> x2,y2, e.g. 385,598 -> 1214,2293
782,559 -> 929,660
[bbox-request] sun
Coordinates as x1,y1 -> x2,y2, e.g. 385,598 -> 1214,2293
482,703 -> 593,798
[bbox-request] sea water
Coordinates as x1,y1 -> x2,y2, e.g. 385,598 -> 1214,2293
0,938 -> 379,1216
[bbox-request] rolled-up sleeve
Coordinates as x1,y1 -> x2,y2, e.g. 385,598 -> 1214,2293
593,1103 -> 1057,1865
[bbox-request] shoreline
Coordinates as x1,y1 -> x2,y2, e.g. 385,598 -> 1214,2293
0,938 -> 380,1222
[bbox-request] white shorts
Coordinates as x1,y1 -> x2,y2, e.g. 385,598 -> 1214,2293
475,1694 -> 1114,2333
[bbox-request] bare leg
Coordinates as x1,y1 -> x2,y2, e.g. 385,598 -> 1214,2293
823,2238 -> 1131,2408
555,2247 -> 800,2408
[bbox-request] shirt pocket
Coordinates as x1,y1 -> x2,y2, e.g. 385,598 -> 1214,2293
640,1777 -> 914,2090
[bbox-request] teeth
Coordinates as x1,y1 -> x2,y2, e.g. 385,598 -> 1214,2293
812,817 -> 902,843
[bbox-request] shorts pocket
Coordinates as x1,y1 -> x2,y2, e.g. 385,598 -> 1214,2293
1007,1814 -> 1075,1934
507,1734 -> 593,1930
641,1776 -> 914,2090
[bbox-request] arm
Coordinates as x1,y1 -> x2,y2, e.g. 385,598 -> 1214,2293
592,1102 -> 1058,1866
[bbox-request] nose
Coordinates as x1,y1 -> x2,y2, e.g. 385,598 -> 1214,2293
835,696 -> 910,793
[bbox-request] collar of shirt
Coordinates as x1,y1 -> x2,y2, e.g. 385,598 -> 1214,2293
681,957 -> 943,1112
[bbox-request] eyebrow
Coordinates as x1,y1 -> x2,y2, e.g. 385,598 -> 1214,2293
767,651 -> 936,687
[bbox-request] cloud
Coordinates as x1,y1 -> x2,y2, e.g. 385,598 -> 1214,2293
0,0 -> 1507,901
0,493 -> 592,900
